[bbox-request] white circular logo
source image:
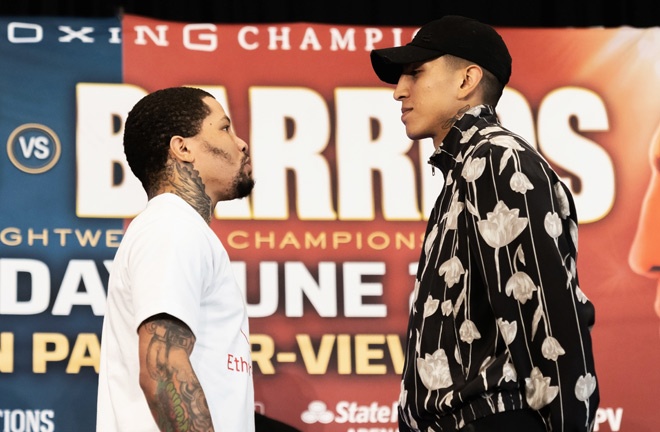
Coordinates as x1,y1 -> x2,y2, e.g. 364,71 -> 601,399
301,401 -> 334,424
7,123 -> 61,174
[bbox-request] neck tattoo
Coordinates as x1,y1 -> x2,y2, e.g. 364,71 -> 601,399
171,161 -> 213,223
442,104 -> 471,129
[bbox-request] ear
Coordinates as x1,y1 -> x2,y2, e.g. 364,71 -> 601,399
458,64 -> 483,99
169,136 -> 194,163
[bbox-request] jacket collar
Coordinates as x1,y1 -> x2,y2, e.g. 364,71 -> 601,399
428,104 -> 498,173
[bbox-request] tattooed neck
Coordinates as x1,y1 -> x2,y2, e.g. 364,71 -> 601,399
442,104 -> 471,129
171,160 -> 213,223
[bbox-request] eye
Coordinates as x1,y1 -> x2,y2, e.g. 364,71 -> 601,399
401,64 -> 420,77
405,65 -> 424,78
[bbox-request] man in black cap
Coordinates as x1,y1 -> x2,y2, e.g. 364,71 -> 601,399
371,15 -> 599,432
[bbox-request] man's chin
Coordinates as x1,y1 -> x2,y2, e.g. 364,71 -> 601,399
234,177 -> 255,199
405,134 -> 426,144
405,127 -> 434,142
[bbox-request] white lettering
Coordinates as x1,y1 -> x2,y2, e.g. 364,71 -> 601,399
51,260 -> 107,316
133,24 -> 169,46
364,28 -> 383,51
594,407 -> 623,431
18,136 -> 50,159
0,259 -> 109,316
76,83 -> 146,217
537,87 -> 614,223
0,259 -> 50,315
335,401 -> 396,424
249,87 -> 335,220
299,27 -> 322,51
329,28 -> 356,51
58,26 -> 94,43
237,26 -> 259,50
343,262 -> 386,317
108,27 -> 121,44
0,23 -> 412,50
267,26 -> 291,50
285,262 -> 337,317
335,88 -> 419,220
235,261 -> 387,318
8,22 -> 42,43
391,28 -> 403,47
42,409 -> 56,432
71,84 -> 610,225
183,23 -> 217,52
605,408 -> 623,431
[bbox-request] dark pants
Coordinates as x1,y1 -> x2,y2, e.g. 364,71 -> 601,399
459,410 -> 546,432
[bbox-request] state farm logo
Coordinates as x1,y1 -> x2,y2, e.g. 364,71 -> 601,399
301,400 -> 398,425
301,401 -> 334,424
7,124 -> 61,174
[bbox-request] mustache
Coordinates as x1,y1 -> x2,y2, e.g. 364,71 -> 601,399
241,153 -> 251,169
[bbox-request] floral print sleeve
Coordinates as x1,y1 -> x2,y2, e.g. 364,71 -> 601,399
398,106 -> 599,432
465,127 -> 598,429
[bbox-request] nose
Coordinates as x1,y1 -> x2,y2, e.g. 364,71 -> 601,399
629,124 -> 660,277
235,136 -> 248,154
393,75 -> 409,101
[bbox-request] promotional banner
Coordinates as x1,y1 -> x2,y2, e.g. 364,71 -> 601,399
1,15 -> 659,432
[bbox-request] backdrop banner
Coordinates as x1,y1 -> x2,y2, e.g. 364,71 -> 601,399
1,15 -> 659,432
0,16 -> 122,432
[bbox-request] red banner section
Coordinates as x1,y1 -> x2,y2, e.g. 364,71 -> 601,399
120,15 -> 660,431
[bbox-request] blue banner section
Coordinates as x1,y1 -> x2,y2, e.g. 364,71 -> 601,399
0,17 -> 122,431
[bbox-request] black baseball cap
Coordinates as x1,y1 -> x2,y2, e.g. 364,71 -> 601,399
370,15 -> 512,86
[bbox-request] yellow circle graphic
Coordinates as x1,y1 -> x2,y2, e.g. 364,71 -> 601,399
6,123 -> 62,174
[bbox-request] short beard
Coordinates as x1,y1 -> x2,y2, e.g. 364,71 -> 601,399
232,170 -> 255,199
231,154 -> 254,199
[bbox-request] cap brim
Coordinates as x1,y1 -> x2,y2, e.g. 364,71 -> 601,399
370,45 -> 442,84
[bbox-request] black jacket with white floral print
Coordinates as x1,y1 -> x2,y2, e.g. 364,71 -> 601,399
398,105 -> 599,432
